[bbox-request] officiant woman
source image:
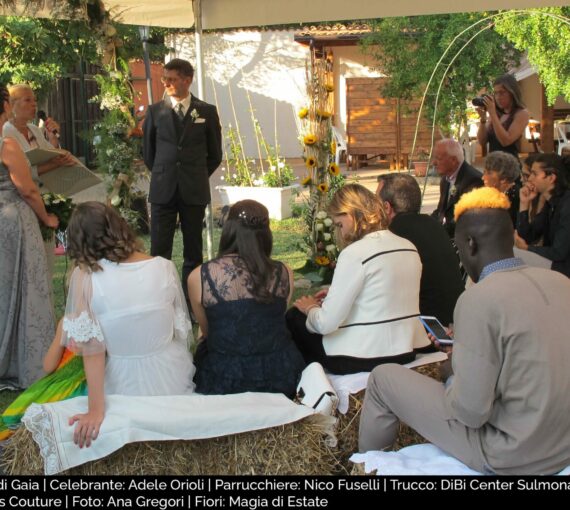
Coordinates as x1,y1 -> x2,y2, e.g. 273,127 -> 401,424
0,83 -> 58,389
2,84 -> 74,185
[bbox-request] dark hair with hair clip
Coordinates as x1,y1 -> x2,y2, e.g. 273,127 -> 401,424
67,201 -> 144,272
218,200 -> 278,303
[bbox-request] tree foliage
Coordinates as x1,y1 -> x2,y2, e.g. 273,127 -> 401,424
494,7 -> 570,105
361,13 -> 521,134
0,16 -> 170,98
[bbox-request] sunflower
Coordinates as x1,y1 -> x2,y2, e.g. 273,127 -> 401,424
328,163 -> 340,176
325,83 -> 334,92
305,156 -> 317,169
317,109 -> 332,119
315,256 -> 330,266
301,175 -> 312,187
298,107 -> 309,119
303,134 -> 317,145
330,140 -> 337,155
317,183 -> 329,193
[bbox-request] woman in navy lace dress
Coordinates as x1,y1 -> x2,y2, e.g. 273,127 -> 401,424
188,200 -> 305,397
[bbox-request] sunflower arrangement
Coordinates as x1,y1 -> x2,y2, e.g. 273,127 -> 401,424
297,51 -> 344,282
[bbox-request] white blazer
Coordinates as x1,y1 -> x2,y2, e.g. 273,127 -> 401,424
306,230 -> 429,358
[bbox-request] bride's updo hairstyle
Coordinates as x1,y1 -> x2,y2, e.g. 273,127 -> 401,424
67,201 -> 143,272
218,199 -> 278,303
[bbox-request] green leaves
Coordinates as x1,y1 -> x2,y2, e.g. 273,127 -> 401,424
494,8 -> 570,105
361,13 -> 521,133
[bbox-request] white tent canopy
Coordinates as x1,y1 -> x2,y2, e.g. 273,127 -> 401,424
1,0 -> 568,28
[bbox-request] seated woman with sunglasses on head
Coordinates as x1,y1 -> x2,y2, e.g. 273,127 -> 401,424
286,184 -> 430,375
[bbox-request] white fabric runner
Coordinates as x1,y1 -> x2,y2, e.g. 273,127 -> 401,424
22,392 -> 316,475
350,444 -> 570,476
329,351 -> 448,414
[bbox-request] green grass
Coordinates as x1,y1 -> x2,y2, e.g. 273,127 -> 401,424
0,218 -> 311,412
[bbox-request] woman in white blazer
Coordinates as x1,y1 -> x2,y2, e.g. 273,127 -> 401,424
287,184 -> 429,374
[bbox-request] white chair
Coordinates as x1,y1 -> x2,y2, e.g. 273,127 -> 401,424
555,121 -> 570,156
331,126 -> 347,165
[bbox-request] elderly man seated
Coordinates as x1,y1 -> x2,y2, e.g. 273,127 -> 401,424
431,138 -> 482,237
377,173 -> 464,327
359,187 -> 570,475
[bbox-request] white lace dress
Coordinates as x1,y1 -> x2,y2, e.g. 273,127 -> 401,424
62,257 -> 195,396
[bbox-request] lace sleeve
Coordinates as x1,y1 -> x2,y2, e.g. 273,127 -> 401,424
168,261 -> 193,344
60,267 -> 106,356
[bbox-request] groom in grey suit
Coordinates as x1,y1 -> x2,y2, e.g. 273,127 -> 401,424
143,58 -> 222,305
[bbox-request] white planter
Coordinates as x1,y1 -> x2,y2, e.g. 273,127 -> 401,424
216,184 -> 300,220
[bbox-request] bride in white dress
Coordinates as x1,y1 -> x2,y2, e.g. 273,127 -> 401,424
59,201 -> 195,447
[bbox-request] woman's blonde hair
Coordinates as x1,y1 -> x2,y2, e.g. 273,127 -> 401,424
328,183 -> 387,247
7,84 -> 34,104
67,201 -> 143,272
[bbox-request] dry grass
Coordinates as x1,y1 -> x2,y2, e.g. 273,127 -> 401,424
335,361 -> 445,471
1,415 -> 341,476
2,363 -> 445,475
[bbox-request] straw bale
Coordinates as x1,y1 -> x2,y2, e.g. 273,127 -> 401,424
335,360 -> 446,473
1,414 -> 341,475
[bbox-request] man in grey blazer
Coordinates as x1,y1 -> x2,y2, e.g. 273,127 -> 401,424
359,187 -> 570,475
143,59 -> 222,305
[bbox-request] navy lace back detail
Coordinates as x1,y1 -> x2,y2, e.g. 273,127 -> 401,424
194,256 -> 305,397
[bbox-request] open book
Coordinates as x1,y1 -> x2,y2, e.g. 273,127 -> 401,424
25,148 -> 102,196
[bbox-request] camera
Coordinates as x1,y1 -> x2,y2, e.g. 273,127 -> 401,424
472,95 -> 490,108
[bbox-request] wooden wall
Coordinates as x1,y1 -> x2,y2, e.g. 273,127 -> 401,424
346,77 -> 432,169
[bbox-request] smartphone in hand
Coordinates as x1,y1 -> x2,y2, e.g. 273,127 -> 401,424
420,316 -> 453,345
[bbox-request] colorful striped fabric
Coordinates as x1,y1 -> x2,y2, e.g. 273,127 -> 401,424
0,349 -> 87,440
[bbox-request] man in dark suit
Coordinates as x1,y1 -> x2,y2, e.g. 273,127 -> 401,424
431,138 -> 482,237
143,59 -> 222,304
377,173 -> 464,327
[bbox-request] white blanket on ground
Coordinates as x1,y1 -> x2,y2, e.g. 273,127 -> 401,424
22,392 -> 316,475
350,444 -> 570,476
329,351 -> 448,414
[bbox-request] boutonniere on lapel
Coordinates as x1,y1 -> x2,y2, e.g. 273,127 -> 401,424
449,184 -> 457,198
190,109 -> 199,123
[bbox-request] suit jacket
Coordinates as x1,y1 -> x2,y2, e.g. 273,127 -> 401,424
143,95 -> 222,206
390,213 -> 465,326
433,161 -> 483,237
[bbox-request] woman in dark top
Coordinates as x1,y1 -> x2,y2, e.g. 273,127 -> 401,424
482,151 -> 522,226
188,200 -> 305,397
477,74 -> 529,159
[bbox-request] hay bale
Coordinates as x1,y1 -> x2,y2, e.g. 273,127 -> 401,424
335,361 -> 446,472
1,415 -> 341,475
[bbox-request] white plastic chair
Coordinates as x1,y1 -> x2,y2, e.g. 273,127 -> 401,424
555,121 -> 570,156
331,126 -> 347,165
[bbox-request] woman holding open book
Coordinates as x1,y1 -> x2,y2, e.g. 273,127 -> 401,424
0,83 -> 58,389
2,84 -> 74,184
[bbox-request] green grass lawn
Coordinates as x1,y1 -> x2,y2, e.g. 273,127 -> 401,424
0,217 -> 311,413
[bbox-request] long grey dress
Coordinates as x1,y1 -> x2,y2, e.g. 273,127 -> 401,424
0,138 -> 54,388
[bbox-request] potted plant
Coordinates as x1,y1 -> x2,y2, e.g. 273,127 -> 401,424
216,126 -> 299,220
411,149 -> 430,177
